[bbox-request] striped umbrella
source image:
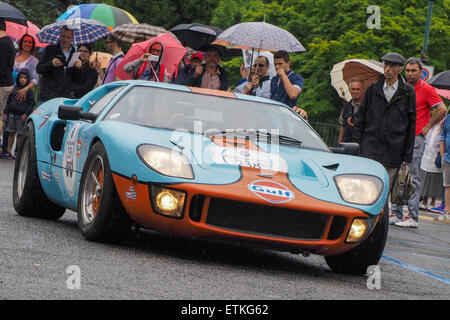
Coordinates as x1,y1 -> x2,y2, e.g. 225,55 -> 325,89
57,3 -> 138,30
37,18 -> 110,45
111,23 -> 167,43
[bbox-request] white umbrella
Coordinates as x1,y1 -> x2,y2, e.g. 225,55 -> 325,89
330,59 -> 383,101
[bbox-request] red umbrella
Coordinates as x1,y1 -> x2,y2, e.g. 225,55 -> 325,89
436,89 -> 450,100
6,20 -> 47,48
114,32 -> 186,81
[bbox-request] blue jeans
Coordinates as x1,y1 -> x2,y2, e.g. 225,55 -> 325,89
391,135 -> 425,222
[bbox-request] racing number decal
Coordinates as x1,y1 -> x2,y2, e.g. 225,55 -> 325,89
63,123 -> 81,196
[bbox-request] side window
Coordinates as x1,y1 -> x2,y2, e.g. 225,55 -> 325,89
88,86 -> 125,115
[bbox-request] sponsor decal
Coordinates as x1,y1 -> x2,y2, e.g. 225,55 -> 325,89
41,170 -> 51,182
76,138 -> 82,159
125,186 -> 137,201
248,180 -> 295,204
211,146 -> 288,172
63,123 -> 81,196
33,108 -> 43,116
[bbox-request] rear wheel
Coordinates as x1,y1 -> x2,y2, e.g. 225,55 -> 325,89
77,141 -> 132,243
13,122 -> 66,219
325,211 -> 388,275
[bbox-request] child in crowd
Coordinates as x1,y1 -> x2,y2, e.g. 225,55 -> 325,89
0,69 -> 34,159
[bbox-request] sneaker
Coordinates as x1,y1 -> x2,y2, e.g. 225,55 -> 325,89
389,214 -> 402,225
429,204 -> 445,214
419,203 -> 429,210
394,217 -> 418,228
434,213 -> 450,223
0,151 -> 13,160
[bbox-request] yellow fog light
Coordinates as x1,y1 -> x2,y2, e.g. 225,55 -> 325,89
346,219 -> 368,243
151,186 -> 186,218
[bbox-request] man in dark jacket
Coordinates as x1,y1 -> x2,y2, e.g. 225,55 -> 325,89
36,26 -> 75,104
182,45 -> 229,91
337,78 -> 364,144
353,52 -> 416,215
1,69 -> 34,159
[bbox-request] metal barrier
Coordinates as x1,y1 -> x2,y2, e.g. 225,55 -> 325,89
308,118 -> 340,147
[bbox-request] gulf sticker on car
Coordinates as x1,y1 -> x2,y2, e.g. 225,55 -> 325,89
248,180 -> 295,204
63,123 -> 81,196
210,146 -> 288,172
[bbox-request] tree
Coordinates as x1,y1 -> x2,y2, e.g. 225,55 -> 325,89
213,0 -> 450,118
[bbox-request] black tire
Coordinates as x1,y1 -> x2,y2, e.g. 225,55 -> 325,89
324,210 -> 388,275
13,122 -> 66,219
77,141 -> 132,243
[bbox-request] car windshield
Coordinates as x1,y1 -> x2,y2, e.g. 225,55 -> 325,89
104,86 -> 329,151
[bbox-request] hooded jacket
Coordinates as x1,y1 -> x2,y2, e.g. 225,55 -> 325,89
4,68 -> 35,116
352,75 -> 416,168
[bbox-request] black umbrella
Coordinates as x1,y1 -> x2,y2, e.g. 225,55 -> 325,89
0,2 -> 27,26
427,70 -> 450,90
170,23 -> 222,51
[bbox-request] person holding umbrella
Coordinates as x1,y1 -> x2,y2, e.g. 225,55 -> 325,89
183,45 -> 229,91
123,42 -> 168,82
0,19 -> 16,145
36,26 -> 75,104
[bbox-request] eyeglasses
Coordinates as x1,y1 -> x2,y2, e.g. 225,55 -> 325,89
253,64 -> 267,68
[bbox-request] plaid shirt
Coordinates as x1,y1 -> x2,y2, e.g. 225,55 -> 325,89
201,68 -> 221,90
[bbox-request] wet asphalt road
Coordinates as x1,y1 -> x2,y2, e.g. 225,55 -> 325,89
0,157 -> 449,301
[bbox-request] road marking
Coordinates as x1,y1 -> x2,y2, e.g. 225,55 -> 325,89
382,255 -> 450,285
388,239 -> 450,251
384,249 -> 450,262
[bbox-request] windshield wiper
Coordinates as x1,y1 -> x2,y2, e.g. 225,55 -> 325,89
206,129 -> 302,147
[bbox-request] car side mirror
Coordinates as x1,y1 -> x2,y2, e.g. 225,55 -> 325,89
58,105 -> 98,122
330,142 -> 359,155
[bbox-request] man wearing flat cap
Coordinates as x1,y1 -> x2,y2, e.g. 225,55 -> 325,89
353,52 -> 416,220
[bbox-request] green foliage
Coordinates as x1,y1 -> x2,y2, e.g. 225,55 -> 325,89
213,0 -> 450,118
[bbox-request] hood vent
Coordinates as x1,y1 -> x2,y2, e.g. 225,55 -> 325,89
322,163 -> 339,171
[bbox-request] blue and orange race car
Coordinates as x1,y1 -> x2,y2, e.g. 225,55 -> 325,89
13,81 -> 389,274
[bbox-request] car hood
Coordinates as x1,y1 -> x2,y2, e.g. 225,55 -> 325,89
98,121 -> 389,215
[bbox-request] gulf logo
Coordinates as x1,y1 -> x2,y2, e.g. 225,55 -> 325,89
248,180 -> 295,204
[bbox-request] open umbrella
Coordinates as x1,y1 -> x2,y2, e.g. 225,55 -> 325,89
57,3 -> 138,30
0,2 -> 27,26
37,18 -> 110,45
114,32 -> 186,81
110,23 -> 167,43
213,22 -> 305,53
89,51 -> 112,69
5,20 -> 47,48
330,59 -> 383,101
427,70 -> 450,90
435,89 -> 450,100
170,23 -> 223,51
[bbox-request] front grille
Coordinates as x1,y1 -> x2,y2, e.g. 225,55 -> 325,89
206,198 -> 329,240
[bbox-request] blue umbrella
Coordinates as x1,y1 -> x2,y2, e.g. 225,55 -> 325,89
37,18 -> 110,45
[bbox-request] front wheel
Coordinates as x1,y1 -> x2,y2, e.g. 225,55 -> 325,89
13,122 -> 66,219
77,141 -> 132,243
325,211 -> 388,275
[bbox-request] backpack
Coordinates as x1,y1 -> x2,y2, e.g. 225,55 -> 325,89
390,163 -> 415,205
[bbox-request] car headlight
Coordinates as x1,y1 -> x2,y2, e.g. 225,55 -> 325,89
150,186 -> 186,218
137,145 -> 194,179
334,174 -> 383,205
